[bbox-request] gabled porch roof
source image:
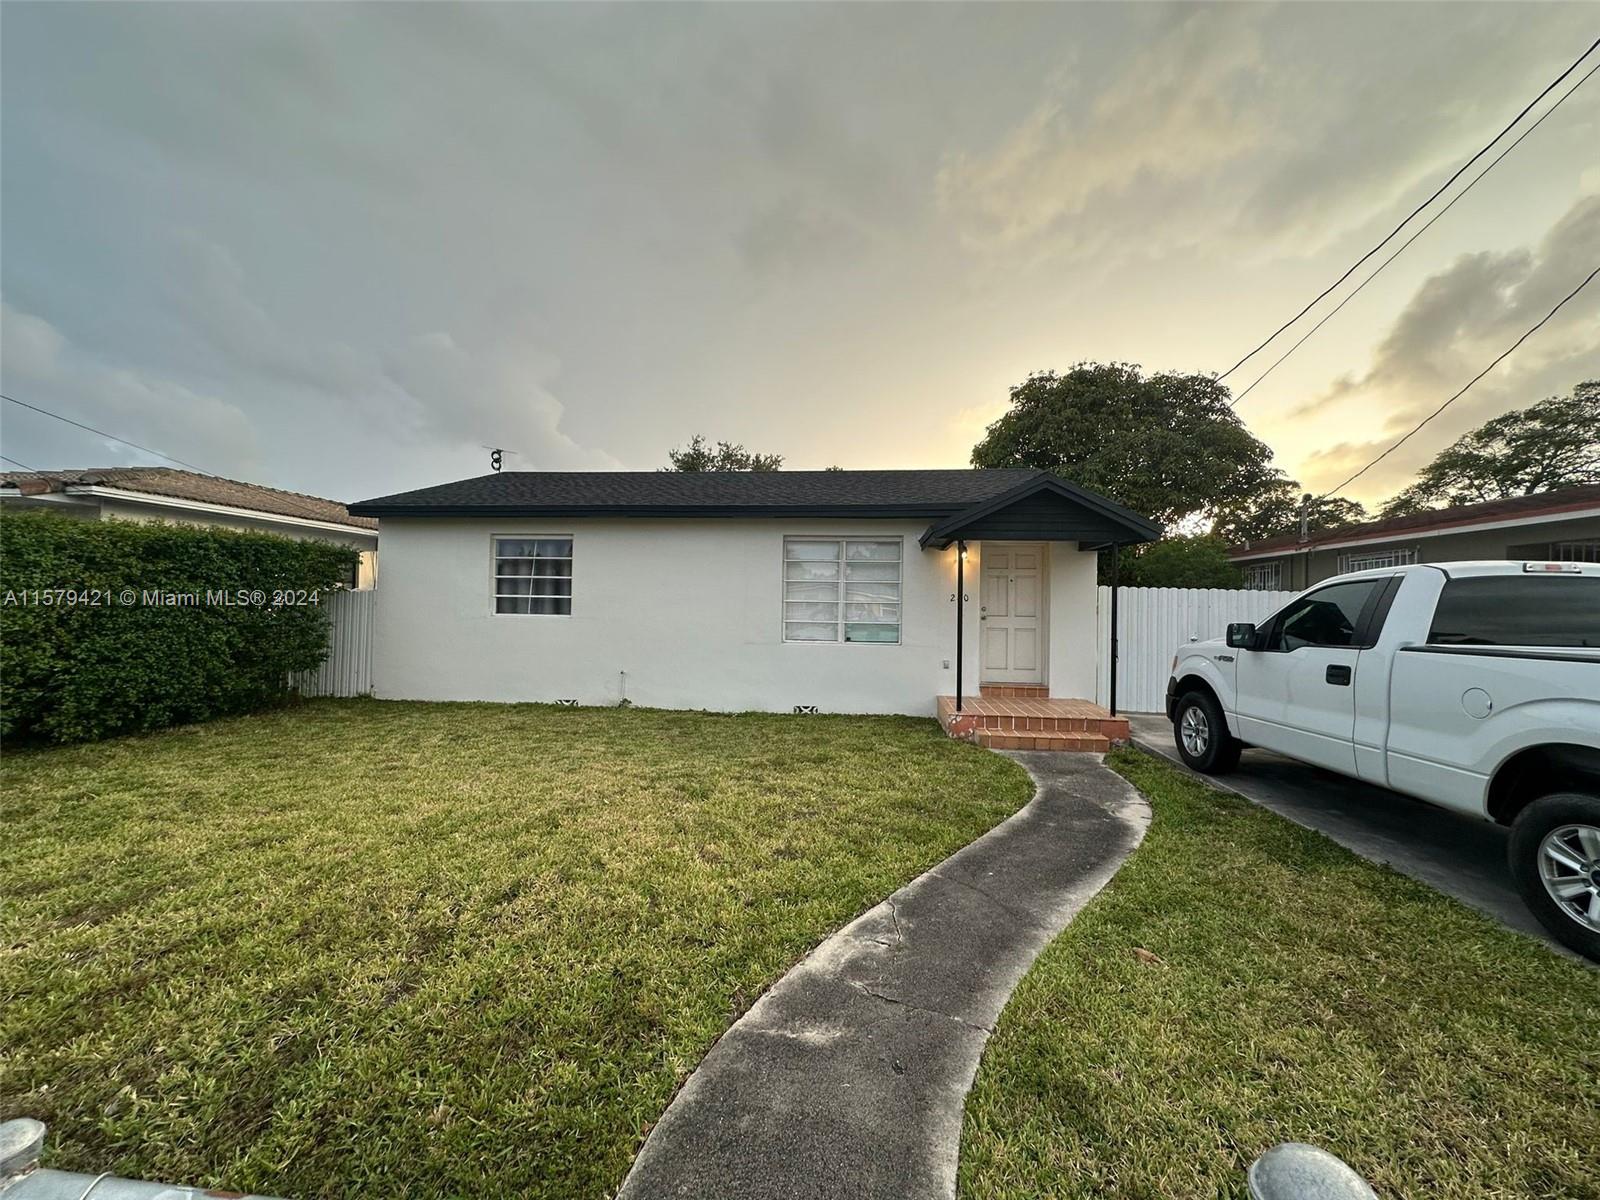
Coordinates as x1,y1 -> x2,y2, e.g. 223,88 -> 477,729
918,473 -> 1160,550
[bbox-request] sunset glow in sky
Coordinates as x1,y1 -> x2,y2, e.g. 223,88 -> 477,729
3,3 -> 1597,510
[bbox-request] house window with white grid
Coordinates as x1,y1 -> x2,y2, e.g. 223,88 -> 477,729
783,537 -> 901,643
1338,547 -> 1416,573
493,537 -> 572,615
1243,561 -> 1282,590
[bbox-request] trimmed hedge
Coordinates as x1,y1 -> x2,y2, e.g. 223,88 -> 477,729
1,510 -> 358,744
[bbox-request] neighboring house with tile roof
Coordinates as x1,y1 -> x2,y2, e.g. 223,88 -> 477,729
347,469 -> 1160,716
1228,484 -> 1600,591
0,467 -> 379,587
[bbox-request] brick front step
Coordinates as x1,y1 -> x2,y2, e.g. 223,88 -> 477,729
937,694 -> 1129,752
975,730 -> 1112,752
957,712 -> 1127,735
979,684 -> 1050,699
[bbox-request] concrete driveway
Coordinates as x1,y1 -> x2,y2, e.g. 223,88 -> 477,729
1126,713 -> 1555,948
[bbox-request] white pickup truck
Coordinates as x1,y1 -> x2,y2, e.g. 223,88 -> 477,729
1165,561 -> 1600,959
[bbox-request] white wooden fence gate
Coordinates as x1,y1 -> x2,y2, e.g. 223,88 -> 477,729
293,588 -> 376,698
1094,586 -> 1296,714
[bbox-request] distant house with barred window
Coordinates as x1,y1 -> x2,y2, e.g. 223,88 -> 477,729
1229,484 -> 1600,591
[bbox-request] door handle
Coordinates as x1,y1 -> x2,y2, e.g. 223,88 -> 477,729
1325,665 -> 1352,686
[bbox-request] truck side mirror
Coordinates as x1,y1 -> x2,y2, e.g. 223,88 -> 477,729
1226,622 -> 1258,650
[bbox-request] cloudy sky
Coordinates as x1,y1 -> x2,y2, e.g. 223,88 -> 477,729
2,2 -> 1597,510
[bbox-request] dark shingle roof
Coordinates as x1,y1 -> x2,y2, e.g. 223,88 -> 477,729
0,467 -> 378,531
349,469 -> 1051,517
1231,483 -> 1600,559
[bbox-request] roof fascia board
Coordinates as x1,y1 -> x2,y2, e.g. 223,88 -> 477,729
919,474 -> 1160,548
1230,503 -> 1600,561
0,490 -> 97,509
1019,474 -> 1161,535
355,503 -> 964,520
68,485 -> 377,540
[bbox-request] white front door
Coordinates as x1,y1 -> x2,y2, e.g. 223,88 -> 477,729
980,544 -> 1045,684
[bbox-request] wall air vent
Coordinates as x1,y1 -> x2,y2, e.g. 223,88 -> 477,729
554,699 -> 579,707
793,705 -> 819,714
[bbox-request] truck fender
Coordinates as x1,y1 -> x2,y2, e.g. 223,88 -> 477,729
1482,698 -> 1600,766
1482,700 -> 1600,824
1170,656 -> 1236,734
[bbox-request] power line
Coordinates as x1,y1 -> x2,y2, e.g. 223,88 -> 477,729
0,392 -> 213,475
1231,55 -> 1600,409
1318,263 -> 1599,501
1,453 -> 42,473
1217,33 -> 1600,384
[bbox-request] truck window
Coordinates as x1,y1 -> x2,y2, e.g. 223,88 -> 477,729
1264,580 -> 1381,651
1428,577 -> 1600,648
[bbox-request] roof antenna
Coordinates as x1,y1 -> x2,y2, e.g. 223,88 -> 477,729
480,445 -> 515,474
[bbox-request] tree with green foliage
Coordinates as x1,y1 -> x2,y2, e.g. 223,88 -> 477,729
1118,535 -> 1244,588
1212,474 -> 1368,545
666,435 -> 783,471
1380,381 -> 1600,516
970,363 -> 1280,530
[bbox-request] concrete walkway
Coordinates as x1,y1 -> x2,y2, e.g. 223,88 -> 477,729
618,752 -> 1150,1200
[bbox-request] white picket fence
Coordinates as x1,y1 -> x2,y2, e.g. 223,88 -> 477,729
293,588 -> 376,697
1094,586 -> 1296,713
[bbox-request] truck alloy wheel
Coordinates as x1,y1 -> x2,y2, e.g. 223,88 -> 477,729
1509,792 -> 1600,962
1180,705 -> 1210,758
1537,823 -> 1600,933
1172,691 -> 1240,774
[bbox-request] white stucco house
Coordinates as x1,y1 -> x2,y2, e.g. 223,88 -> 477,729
348,469 -> 1159,731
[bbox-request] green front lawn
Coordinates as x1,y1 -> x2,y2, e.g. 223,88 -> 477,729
958,747 -> 1599,1200
1,700 -> 1031,1199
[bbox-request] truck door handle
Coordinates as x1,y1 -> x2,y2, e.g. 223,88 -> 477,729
1325,665 -> 1352,686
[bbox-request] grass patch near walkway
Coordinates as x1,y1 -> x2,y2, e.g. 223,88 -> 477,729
2,699 -> 1031,1199
959,747 -> 1599,1200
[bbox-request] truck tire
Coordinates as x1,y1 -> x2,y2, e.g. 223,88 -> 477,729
1173,690 -> 1241,775
1508,792 -> 1600,962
